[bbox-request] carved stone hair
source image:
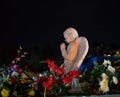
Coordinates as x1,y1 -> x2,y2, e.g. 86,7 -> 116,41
63,27 -> 79,38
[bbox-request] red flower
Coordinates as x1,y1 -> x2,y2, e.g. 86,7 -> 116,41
62,76 -> 72,84
47,60 -> 55,68
45,59 -> 51,65
47,76 -> 54,83
45,59 -> 55,67
50,64 -> 58,73
49,60 -> 55,66
43,76 -> 54,90
37,76 -> 45,83
45,59 -> 59,72
69,70 -> 81,78
46,91 -> 51,95
43,82 -> 53,90
56,67 -> 64,76
10,77 -> 17,83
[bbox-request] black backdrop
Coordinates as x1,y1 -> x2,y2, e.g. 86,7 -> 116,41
0,1 -> 120,61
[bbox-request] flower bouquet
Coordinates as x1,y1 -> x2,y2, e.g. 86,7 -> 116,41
42,59 -> 82,96
0,46 -> 120,97
82,58 -> 119,95
0,46 -> 38,97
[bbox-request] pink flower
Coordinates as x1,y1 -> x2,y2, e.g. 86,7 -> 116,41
18,68 -> 23,73
10,64 -> 19,71
16,57 -> 21,61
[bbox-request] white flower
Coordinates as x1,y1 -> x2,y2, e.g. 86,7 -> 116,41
21,73 -> 28,78
112,76 -> 118,85
108,65 -> 115,73
107,54 -> 111,56
11,71 -> 19,77
101,73 -> 108,79
103,59 -> 111,66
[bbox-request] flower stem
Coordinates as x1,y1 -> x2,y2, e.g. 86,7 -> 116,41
44,87 -> 46,97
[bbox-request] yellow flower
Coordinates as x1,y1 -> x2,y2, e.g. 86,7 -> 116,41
99,73 -> 109,93
28,89 -> 35,96
20,78 -> 26,84
20,78 -> 33,84
27,72 -> 34,78
99,79 -> 109,93
1,89 -> 10,97
13,91 -> 17,96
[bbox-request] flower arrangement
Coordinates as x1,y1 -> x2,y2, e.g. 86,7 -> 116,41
82,58 -> 119,95
0,46 -> 38,97
0,46 -> 120,97
42,59 -> 82,96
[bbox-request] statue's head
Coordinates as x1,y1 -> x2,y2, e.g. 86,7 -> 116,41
63,27 -> 79,43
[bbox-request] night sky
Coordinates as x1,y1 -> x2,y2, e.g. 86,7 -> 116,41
0,1 -> 120,59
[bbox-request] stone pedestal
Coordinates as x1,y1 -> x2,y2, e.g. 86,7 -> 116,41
69,78 -> 83,93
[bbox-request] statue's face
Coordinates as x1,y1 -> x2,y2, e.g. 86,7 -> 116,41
64,32 -> 75,43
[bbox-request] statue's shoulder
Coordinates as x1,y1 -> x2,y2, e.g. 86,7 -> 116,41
76,36 -> 88,42
80,36 -> 87,40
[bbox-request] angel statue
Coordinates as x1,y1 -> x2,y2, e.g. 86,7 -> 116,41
60,27 -> 89,93
60,27 -> 89,74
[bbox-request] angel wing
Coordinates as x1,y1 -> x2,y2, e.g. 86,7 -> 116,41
73,36 -> 89,70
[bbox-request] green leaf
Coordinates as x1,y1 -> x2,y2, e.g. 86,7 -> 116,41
90,70 -> 95,75
3,86 -> 9,90
89,76 -> 94,82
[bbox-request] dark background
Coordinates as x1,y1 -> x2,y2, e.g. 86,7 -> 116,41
0,1 -> 120,61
